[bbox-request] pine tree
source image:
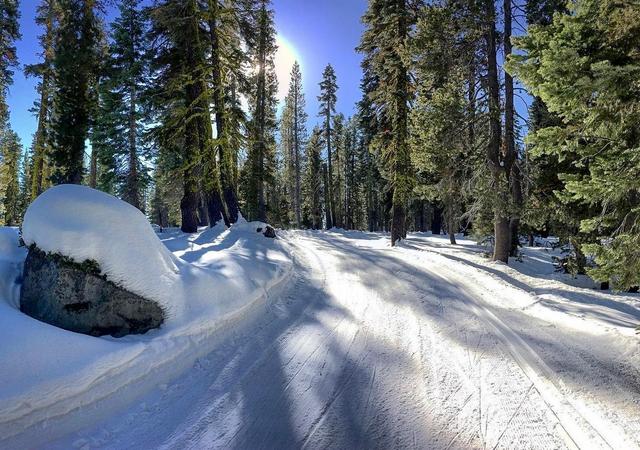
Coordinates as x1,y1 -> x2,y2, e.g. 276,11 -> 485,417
356,72 -> 386,232
0,130 -> 21,226
358,0 -> 418,246
0,0 -> 20,131
24,0 -> 55,201
280,61 -> 307,228
302,126 -> 323,229
244,0 -> 278,222
99,0 -> 150,210
411,3 -> 474,246
50,0 -> 102,185
332,112 -> 345,228
317,64 -> 337,229
509,0 -> 640,288
205,0 -> 245,224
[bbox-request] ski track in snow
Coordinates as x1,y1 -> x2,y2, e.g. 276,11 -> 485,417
39,231 -> 640,449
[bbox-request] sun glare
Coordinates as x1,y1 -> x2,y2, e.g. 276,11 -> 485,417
274,34 -> 300,101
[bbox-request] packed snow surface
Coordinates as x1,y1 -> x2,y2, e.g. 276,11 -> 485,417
2,225 -> 640,449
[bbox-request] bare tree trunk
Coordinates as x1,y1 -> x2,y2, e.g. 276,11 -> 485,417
88,147 -> 97,188
486,0 -> 509,263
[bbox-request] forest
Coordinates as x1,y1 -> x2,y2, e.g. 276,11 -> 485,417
1,0 -> 639,289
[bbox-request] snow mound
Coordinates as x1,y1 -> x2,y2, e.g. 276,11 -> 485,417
22,185 -> 182,318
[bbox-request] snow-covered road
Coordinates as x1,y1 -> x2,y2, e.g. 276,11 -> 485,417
49,231 -> 640,450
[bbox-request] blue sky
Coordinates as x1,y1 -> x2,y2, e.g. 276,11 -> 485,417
7,0 -> 368,147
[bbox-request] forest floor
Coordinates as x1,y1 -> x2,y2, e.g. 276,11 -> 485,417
2,229 -> 640,449
43,230 -> 640,450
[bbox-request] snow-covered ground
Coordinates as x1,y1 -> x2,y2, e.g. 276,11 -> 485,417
0,190 -> 292,449
2,228 -> 639,449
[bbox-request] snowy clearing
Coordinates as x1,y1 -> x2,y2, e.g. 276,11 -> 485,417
2,229 -> 637,449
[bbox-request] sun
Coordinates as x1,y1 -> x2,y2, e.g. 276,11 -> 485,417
274,34 -> 301,101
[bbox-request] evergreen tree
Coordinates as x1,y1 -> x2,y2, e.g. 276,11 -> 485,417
99,0 -> 150,210
148,0 -> 224,232
411,3 -> 472,245
317,64 -> 337,229
332,112 -> 345,228
244,0 -> 278,222
358,0 -> 418,246
205,0 -> 247,225
50,0 -> 102,184
302,126 -> 323,229
280,61 -> 306,227
24,0 -> 55,200
0,0 -> 20,133
0,130 -> 21,226
356,72 -> 386,232
509,0 -> 640,288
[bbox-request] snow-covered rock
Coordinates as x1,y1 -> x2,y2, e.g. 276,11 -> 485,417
21,246 -> 165,337
22,185 -> 183,319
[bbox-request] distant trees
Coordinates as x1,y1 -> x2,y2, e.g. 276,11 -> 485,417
6,0 -> 640,292
0,130 -> 21,226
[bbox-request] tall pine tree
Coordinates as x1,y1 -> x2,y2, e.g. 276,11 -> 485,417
358,0 -> 418,245
50,0 -> 102,184
317,64 -> 337,229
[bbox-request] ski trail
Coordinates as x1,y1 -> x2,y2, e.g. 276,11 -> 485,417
44,231 -> 639,449
424,254 -> 637,450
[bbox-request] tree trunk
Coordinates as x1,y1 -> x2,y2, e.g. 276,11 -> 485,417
504,0 -> 521,257
322,162 -> 332,228
448,205 -> 457,245
431,205 -> 443,235
486,0 -> 509,263
325,111 -> 334,229
494,215 -> 511,263
391,202 -> 406,246
88,147 -> 97,188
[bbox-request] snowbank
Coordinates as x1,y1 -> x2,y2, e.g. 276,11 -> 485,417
1,186 -> 293,446
22,185 -> 182,318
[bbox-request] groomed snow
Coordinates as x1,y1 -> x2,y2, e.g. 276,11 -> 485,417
2,201 -> 640,448
0,186 -> 293,447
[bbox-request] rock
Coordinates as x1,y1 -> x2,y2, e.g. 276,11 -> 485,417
20,246 -> 164,337
263,225 -> 277,238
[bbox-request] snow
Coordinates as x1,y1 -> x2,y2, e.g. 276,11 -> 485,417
0,186 -> 293,447
2,218 -> 640,448
22,185 -> 183,318
0,227 -> 26,309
